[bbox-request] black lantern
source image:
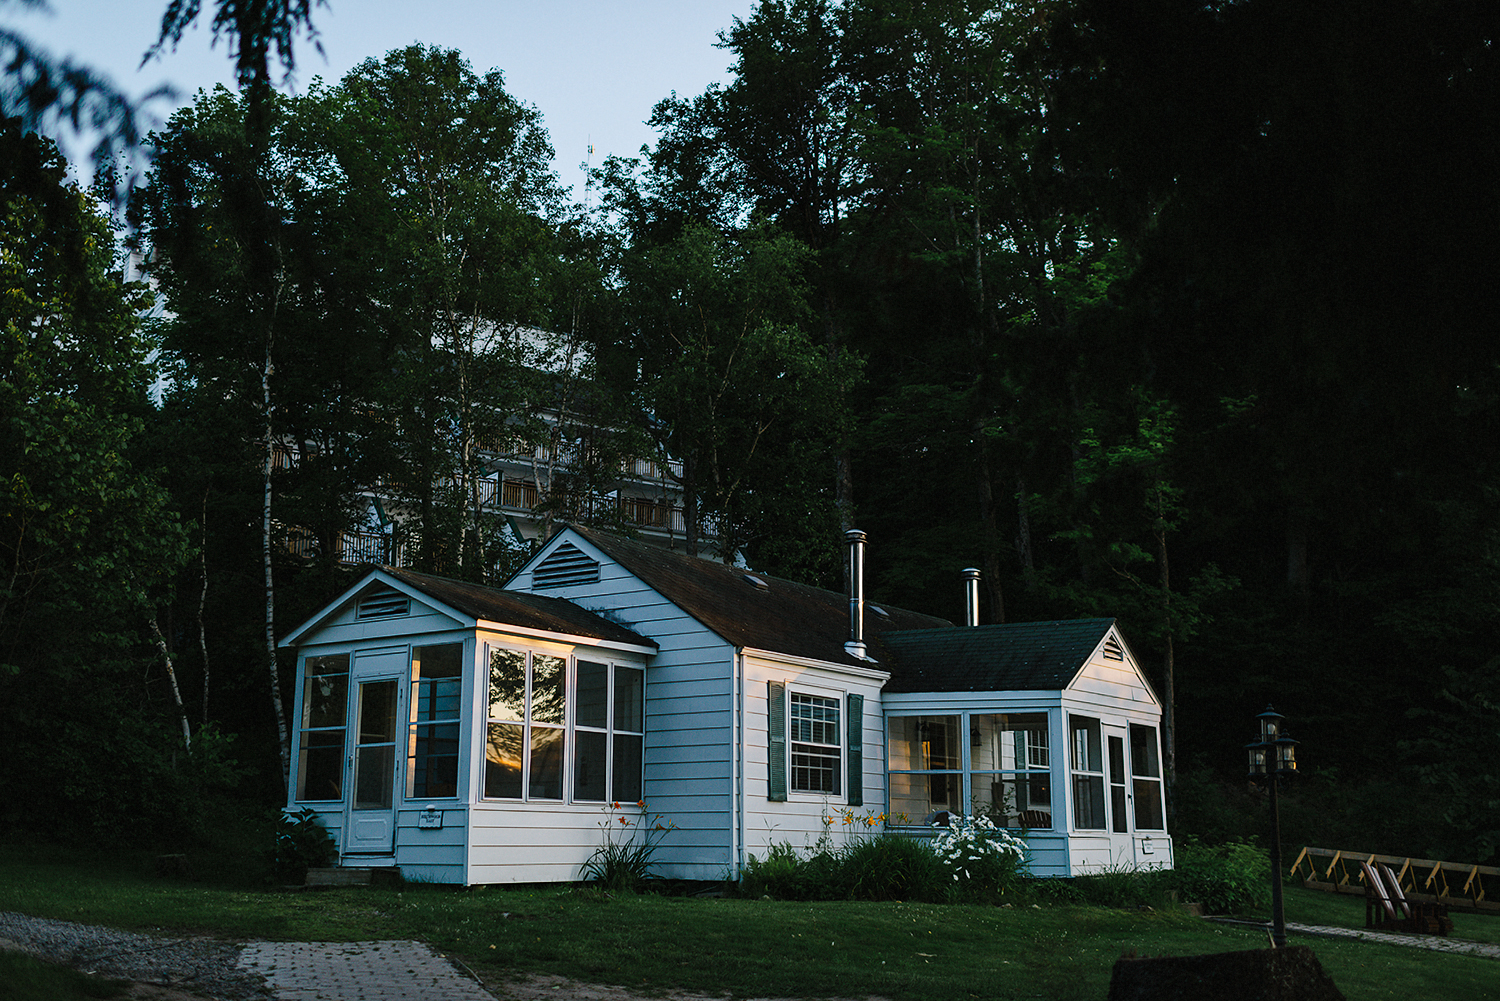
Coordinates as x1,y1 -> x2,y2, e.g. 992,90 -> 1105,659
1246,704 -> 1297,948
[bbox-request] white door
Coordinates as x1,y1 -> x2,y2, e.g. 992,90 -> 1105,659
1104,725 -> 1137,867
344,648 -> 407,854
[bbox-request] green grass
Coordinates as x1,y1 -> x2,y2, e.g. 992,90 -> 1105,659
0,953 -> 128,1001
0,845 -> 1495,1001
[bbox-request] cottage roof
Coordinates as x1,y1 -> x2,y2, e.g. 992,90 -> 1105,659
879,618 -> 1118,693
379,566 -> 657,651
564,525 -> 951,667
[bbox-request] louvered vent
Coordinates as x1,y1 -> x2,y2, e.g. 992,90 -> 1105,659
1102,635 -> 1125,661
357,588 -> 409,620
533,543 -> 600,589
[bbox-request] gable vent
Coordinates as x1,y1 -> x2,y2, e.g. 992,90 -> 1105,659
533,543 -> 600,589
1102,635 -> 1125,661
357,588 -> 409,620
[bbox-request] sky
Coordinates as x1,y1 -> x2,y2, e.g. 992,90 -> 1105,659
13,0 -> 757,198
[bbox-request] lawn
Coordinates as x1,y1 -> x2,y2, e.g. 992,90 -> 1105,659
0,845 -> 1495,1001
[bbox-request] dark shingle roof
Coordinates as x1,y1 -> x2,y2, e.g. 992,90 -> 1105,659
567,525 -> 951,667
879,619 -> 1117,693
380,566 -> 657,651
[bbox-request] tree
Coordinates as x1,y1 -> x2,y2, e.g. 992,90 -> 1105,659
0,120 -> 193,835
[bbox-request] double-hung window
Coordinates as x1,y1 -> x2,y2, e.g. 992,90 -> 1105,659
767,683 -> 863,804
790,693 -> 841,795
573,660 -> 644,802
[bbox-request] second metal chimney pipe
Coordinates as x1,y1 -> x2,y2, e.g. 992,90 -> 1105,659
962,568 -> 981,627
845,529 -> 868,660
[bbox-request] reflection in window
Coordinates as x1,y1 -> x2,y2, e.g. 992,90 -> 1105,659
408,644 -> 462,798
485,648 -> 644,803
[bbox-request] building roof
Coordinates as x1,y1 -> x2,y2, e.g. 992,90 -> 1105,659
374,566 -> 657,651
879,618 -> 1118,693
565,525 -> 951,667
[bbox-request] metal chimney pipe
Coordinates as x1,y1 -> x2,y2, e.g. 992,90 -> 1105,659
962,568 -> 981,627
845,529 -> 868,660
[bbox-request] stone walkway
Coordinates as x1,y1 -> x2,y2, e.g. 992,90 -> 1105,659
238,940 -> 496,1001
1209,917 -> 1500,960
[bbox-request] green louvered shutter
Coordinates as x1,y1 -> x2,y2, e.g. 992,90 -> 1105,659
767,680 -> 787,801
846,693 -> 864,807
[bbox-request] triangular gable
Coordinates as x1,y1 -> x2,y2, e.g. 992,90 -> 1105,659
1067,622 -> 1161,708
279,568 -> 470,648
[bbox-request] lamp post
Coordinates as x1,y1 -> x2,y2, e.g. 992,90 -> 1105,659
1246,705 -> 1298,948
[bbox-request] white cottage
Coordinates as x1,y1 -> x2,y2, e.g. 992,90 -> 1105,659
280,524 -> 1172,884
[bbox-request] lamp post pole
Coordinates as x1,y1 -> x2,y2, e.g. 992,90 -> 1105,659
1247,706 -> 1297,949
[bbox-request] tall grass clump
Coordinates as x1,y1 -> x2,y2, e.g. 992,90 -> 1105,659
580,801 -> 677,892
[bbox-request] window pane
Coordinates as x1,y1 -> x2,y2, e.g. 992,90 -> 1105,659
354,744 -> 395,809
488,649 -> 526,722
531,654 -> 566,725
1072,774 -> 1106,829
301,672 -> 348,729
358,681 -> 399,743
612,733 -> 643,802
971,713 -> 1048,771
887,715 -> 960,770
484,721 -> 523,798
296,730 -> 344,801
791,743 -> 840,794
1130,725 -> 1161,778
408,722 -> 459,798
888,770 -> 963,824
530,725 -> 564,799
973,773 -> 1053,829
614,666 -> 644,732
1133,778 -> 1165,830
790,693 -> 839,745
574,729 -> 607,801
306,654 -> 349,676
576,660 -> 608,729
1070,717 -> 1102,772
413,643 -> 462,680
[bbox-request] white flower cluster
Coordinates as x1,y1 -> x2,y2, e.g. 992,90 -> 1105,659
929,814 -> 1028,882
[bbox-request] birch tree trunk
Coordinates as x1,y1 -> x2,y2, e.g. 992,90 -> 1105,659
149,615 -> 192,750
262,332 -> 290,791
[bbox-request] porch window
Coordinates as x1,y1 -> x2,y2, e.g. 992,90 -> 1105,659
484,646 -> 644,803
573,661 -> 644,802
970,713 -> 1053,830
295,654 -> 349,802
1070,716 -> 1106,830
887,715 -> 961,824
1130,724 -> 1166,830
407,644 -> 462,798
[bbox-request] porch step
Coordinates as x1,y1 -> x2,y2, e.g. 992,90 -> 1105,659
305,865 -> 403,888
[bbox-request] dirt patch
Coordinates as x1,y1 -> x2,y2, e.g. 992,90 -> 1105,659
488,973 -> 893,1001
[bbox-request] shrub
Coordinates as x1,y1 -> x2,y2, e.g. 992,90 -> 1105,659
270,807 -> 337,883
842,833 -> 946,902
1166,837 -> 1270,915
740,841 -> 811,899
1071,866 -> 1169,908
930,815 -> 1029,904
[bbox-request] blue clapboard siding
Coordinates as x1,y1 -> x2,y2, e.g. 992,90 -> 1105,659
509,532 -> 739,880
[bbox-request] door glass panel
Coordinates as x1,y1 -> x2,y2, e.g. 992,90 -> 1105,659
353,680 -> 398,810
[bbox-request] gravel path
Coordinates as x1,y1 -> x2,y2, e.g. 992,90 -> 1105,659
0,911 -> 270,1000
